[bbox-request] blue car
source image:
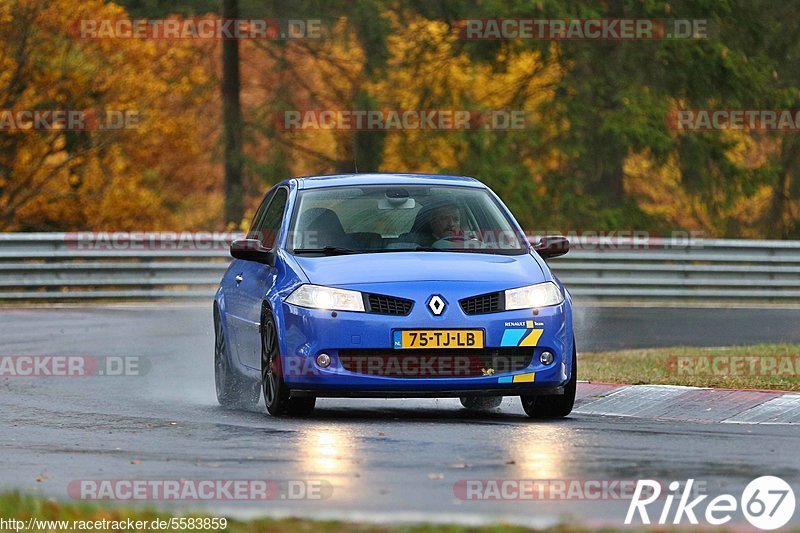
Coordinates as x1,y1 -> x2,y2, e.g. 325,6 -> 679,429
214,173 -> 575,417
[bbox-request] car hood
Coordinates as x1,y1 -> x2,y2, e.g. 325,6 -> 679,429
292,251 -> 546,286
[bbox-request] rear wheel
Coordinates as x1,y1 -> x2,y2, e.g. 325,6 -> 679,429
214,306 -> 260,409
261,306 -> 316,417
459,396 -> 503,410
521,344 -> 577,418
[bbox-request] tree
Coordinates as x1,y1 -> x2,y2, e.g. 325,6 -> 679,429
0,0 -> 218,230
221,0 -> 244,227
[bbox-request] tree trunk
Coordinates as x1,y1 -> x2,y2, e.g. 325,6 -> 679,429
222,0 -> 244,227
769,134 -> 800,238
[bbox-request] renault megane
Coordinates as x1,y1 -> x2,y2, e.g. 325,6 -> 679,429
213,173 -> 575,417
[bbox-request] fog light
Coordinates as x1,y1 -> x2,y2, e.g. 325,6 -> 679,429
540,351 -> 555,365
316,353 -> 331,368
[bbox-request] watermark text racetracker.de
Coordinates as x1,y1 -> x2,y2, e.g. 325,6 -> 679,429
455,18 -> 710,40
70,18 -> 322,40
528,230 -> 705,250
64,231 -> 243,251
668,109 -> 800,131
284,353 -> 527,378
0,355 -> 148,377
276,109 -> 527,131
68,479 -> 333,501
0,109 -> 139,131
454,479 -> 665,501
668,354 -> 800,377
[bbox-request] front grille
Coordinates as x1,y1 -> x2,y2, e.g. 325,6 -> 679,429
337,348 -> 533,378
365,293 -> 413,316
460,291 -> 503,315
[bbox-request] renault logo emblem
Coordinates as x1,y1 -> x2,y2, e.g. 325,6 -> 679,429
427,295 -> 447,316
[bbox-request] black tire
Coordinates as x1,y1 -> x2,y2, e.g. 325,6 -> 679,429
460,396 -> 503,410
261,306 -> 316,417
521,344 -> 577,418
214,306 -> 260,409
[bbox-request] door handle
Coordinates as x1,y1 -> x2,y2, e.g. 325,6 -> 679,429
235,274 -> 243,284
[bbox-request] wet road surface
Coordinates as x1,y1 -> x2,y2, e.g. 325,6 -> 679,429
0,304 -> 798,527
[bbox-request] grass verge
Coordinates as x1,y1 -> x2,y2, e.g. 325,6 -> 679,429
0,492 -> 583,533
580,343 -> 800,391
4,491 -> 800,533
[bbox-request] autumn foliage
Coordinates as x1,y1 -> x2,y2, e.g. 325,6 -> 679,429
1,0 -> 798,237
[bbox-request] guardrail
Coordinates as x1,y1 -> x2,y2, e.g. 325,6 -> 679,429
1,233 -> 799,302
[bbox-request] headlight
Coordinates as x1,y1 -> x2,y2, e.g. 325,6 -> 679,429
285,284 -> 365,312
505,282 -> 563,310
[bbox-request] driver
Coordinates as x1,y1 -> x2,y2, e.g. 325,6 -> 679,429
402,200 -> 473,248
429,205 -> 462,240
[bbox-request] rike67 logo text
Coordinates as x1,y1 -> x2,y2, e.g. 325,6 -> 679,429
626,477 -> 796,530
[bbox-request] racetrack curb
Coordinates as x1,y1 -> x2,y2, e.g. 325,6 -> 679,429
574,382 -> 800,424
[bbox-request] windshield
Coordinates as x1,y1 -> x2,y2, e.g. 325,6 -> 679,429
287,185 -> 527,255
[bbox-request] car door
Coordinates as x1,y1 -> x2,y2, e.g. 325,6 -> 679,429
223,189 -> 274,367
232,187 -> 289,370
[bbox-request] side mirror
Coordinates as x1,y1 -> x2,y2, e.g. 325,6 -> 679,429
230,239 -> 275,265
533,235 -> 570,259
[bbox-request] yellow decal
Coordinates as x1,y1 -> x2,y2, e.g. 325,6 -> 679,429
519,329 -> 544,347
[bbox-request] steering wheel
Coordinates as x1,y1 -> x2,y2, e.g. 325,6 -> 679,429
432,235 -> 486,249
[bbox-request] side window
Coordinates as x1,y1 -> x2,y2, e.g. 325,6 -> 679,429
247,190 -> 275,239
255,188 -> 288,249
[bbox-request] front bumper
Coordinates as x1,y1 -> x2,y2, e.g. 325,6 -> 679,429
290,387 -> 565,398
277,281 -> 572,395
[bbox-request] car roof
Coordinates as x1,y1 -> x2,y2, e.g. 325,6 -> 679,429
290,173 -> 485,190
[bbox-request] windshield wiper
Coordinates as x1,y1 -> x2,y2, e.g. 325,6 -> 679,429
371,247 -> 464,252
360,247 -> 444,252
293,246 -> 362,256
399,246 -> 521,254
293,246 -> 523,255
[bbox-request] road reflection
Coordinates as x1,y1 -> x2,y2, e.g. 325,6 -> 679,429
298,427 -> 358,495
503,423 -> 582,479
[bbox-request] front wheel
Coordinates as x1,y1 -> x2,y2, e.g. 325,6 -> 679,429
261,307 -> 316,417
521,344 -> 577,418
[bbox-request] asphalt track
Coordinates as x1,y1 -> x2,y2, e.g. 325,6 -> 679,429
1,304 -> 799,528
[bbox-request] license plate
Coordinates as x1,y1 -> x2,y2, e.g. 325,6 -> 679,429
393,330 -> 484,349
